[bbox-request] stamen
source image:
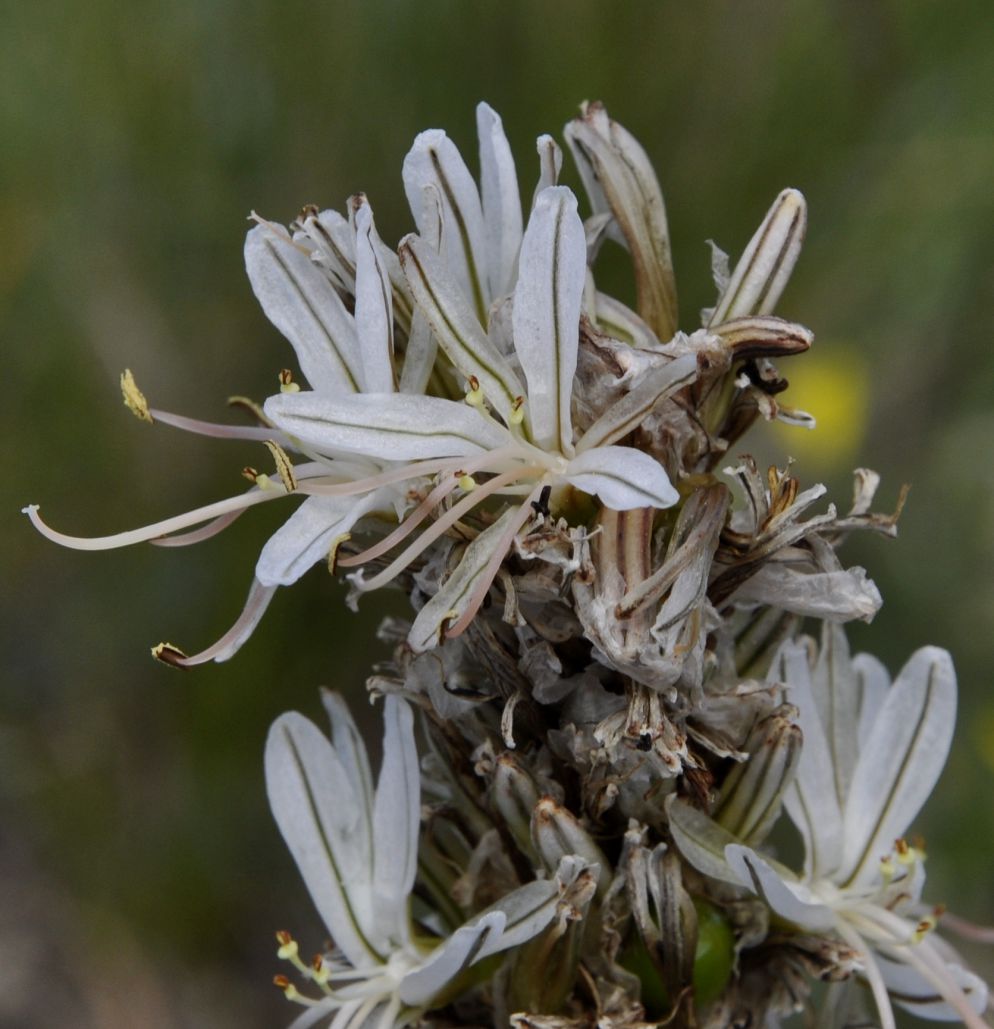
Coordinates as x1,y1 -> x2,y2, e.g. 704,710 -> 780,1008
445,482 -> 544,640
509,395 -> 526,426
23,488 -> 283,552
465,375 -> 485,407
458,474 -> 477,492
150,407 -> 288,442
121,369 -> 152,423
273,975 -> 318,1006
151,579 -> 277,667
353,467 -> 540,593
337,474 -> 461,570
879,854 -> 896,884
279,369 -> 301,394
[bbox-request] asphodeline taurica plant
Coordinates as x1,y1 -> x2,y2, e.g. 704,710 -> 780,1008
26,102 -> 993,1028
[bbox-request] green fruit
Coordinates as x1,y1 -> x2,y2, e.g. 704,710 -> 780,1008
620,898 -> 735,1016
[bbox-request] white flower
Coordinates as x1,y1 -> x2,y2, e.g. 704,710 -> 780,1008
674,627 -> 989,1028
266,691 -> 587,1029
25,104 -> 689,661
266,184 -> 686,651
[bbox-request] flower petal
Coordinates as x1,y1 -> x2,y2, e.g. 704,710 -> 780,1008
875,947 -> 990,1023
564,103 -> 677,339
778,639 -> 844,880
398,912 -> 507,1007
352,198 -> 396,393
265,712 -> 378,967
402,129 -> 490,322
532,134 -> 563,205
371,695 -> 421,944
407,507 -> 519,653
320,691 -> 375,826
563,446 -> 679,510
810,623 -> 861,809
724,844 -> 836,932
666,797 -> 747,887
476,103 -> 522,299
839,647 -> 957,888
264,391 -> 508,461
707,189 -> 807,325
399,233 -> 525,425
852,651 -> 890,750
576,353 -> 698,453
244,224 -> 362,395
512,186 -> 585,455
255,491 -> 387,587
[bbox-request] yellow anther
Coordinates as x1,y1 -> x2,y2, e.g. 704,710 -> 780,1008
276,930 -> 298,961
465,375 -> 484,407
327,533 -> 352,575
879,855 -> 896,883
510,396 -> 526,426
264,439 -> 297,492
279,369 -> 301,394
458,474 -> 477,492
120,369 -> 153,423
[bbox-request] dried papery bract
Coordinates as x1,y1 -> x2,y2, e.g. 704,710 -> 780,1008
26,101 -> 992,1029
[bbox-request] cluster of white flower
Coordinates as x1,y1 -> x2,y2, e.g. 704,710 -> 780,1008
27,102 -> 992,1027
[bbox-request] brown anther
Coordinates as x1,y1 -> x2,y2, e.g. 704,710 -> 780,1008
311,954 -> 324,972
933,903 -> 947,918
273,975 -> 291,989
151,642 -> 189,668
468,375 -> 480,392
243,466 -> 260,483
895,838 -> 910,856
276,930 -> 293,946
298,204 -> 320,221
279,369 -> 295,387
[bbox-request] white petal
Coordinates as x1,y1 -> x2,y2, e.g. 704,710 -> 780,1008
295,208 -> 356,293
371,696 -> 421,944
708,189 -> 807,325
265,713 -> 377,967
810,623 -> 860,808
398,310 -> 437,396
512,186 -> 585,454
408,507 -> 519,654
321,691 -> 375,826
563,446 -> 679,510
532,134 -> 563,205
264,391 -> 508,461
399,234 -> 525,425
402,129 -> 490,321
724,844 -> 836,932
473,877 -> 562,959
476,103 -> 522,299
666,797 -> 748,887
875,949 -> 989,1023
778,639 -> 844,880
398,912 -> 506,1007
729,564 -> 882,623
852,651 -> 890,750
245,224 -> 362,395
839,647 -> 957,888
255,492 -> 385,587
353,199 -> 396,393
576,353 -> 698,454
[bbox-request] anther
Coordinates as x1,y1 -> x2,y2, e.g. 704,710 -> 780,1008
895,838 -> 915,866
120,369 -> 153,423
264,439 -> 297,492
151,642 -> 189,668
279,369 -> 301,394
458,474 -> 477,492
510,395 -> 526,426
879,855 -> 896,883
913,914 -> 937,943
311,954 -> 330,986
276,930 -> 298,961
465,376 -> 484,407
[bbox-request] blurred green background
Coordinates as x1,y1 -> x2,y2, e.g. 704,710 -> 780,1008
3,1 -> 993,1024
